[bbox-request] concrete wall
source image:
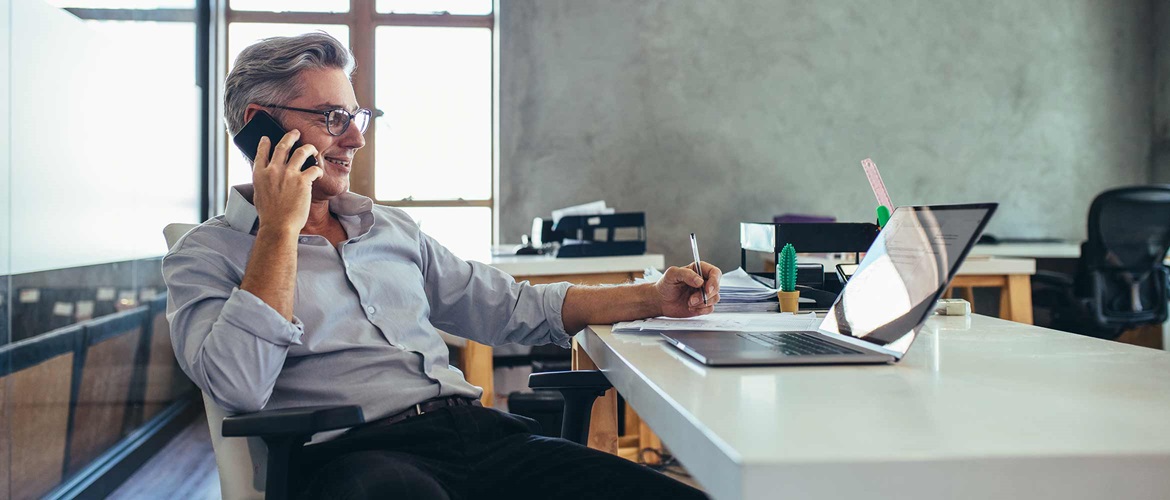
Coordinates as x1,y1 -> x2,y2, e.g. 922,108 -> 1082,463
500,0 -> 1155,270
1154,0 -> 1170,183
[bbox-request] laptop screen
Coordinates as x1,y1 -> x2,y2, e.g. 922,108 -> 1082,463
818,204 -> 996,355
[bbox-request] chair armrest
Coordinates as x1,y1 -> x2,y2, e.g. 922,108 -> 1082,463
221,405 -> 365,438
528,370 -> 613,446
528,370 -> 612,391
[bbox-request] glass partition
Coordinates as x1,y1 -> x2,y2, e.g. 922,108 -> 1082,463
1,1 -> 202,497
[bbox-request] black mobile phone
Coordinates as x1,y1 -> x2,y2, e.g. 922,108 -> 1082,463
232,110 -> 318,171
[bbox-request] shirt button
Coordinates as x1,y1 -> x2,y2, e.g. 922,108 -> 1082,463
299,237 -> 309,243
366,305 -> 376,314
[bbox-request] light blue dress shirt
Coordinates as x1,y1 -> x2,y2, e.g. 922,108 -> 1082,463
163,185 -> 572,440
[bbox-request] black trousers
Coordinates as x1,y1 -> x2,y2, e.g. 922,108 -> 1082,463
294,405 -> 707,500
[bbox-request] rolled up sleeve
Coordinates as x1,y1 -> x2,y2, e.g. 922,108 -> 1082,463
420,232 -> 573,348
163,249 -> 303,413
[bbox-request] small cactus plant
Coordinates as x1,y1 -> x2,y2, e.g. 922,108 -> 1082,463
778,243 -> 797,292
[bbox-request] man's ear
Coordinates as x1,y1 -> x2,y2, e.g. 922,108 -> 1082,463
242,104 -> 267,126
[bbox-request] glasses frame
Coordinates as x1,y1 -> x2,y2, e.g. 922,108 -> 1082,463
262,103 -> 374,136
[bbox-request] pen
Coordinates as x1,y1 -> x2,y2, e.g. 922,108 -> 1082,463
689,233 -> 708,305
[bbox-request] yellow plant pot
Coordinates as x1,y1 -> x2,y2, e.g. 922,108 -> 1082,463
777,290 -> 800,313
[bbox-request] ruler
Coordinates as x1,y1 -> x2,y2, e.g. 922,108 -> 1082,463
860,158 -> 893,209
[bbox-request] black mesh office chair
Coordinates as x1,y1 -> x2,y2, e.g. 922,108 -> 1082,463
1033,185 -> 1170,339
218,371 -> 611,500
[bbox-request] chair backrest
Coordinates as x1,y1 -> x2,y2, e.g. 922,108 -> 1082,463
164,222 -> 268,499
1078,185 -> 1170,328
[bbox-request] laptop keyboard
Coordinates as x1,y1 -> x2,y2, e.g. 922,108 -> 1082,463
737,332 -> 863,356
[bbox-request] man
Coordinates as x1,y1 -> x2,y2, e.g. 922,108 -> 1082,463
164,32 -> 721,499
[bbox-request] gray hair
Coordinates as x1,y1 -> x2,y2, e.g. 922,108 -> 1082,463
224,32 -> 355,135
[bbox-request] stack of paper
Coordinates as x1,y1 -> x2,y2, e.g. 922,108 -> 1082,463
638,267 -> 811,313
714,268 -> 784,312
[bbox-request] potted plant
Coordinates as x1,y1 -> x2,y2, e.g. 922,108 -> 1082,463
777,243 -> 800,312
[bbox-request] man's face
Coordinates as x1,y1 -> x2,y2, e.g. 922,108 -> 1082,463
269,67 -> 366,201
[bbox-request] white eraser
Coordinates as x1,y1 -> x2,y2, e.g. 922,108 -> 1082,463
935,298 -> 971,316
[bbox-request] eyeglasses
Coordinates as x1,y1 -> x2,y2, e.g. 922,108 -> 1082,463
262,103 -> 373,136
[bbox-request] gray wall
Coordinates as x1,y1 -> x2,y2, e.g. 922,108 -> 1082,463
1154,0 -> 1170,183
500,0 -> 1156,270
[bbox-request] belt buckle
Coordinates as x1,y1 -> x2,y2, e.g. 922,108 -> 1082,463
415,403 -> 424,416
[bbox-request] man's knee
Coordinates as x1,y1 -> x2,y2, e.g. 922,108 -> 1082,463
299,450 -> 450,500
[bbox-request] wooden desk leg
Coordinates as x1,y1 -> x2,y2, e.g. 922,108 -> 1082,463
463,341 -> 495,407
1004,274 -> 1034,325
571,339 -> 618,455
620,402 -> 663,464
638,420 -> 663,465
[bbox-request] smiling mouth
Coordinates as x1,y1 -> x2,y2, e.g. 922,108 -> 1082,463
323,156 -> 351,169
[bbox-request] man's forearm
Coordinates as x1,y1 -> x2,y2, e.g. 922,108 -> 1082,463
239,225 -> 300,321
561,283 -> 662,334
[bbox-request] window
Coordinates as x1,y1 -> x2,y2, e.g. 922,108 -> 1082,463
225,1 -> 495,258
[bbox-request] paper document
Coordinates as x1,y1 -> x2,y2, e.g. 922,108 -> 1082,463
551,200 -> 615,224
613,312 -> 820,333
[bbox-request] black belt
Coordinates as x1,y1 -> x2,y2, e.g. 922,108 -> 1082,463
372,396 -> 482,428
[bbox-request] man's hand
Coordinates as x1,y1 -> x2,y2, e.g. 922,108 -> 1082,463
239,130 -> 322,321
252,130 -> 323,233
654,262 -> 722,318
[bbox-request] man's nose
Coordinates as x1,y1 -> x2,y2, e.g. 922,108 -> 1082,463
341,121 -> 366,150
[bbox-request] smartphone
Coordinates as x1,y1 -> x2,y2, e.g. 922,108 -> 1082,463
232,110 -> 318,171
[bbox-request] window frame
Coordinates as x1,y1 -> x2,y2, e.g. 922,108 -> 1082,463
223,0 -> 498,243
60,3 -> 217,221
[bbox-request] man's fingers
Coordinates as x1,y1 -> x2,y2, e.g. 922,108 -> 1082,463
673,265 -> 704,287
287,144 -> 319,172
688,305 -> 715,316
302,164 -> 324,182
272,130 -> 300,167
701,261 -> 722,281
688,291 -> 710,306
254,136 -> 271,169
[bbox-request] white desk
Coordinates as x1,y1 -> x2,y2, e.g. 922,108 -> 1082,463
485,253 -> 665,279
578,316 -> 1170,500
971,241 -> 1081,259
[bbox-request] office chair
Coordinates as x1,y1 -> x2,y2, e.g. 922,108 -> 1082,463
1032,186 -> 1170,339
163,223 -> 613,500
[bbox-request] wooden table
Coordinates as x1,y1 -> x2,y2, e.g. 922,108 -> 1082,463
576,315 -> 1170,499
947,257 -> 1036,324
800,255 -> 1038,324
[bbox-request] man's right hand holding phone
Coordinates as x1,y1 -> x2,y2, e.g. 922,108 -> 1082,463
252,129 -> 323,233
240,129 -> 323,321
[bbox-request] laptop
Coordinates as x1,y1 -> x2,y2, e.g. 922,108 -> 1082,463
662,203 -> 997,366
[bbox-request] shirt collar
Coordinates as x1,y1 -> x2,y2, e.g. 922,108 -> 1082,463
225,183 -> 375,235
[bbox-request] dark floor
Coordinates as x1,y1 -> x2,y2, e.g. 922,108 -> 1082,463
108,415 -> 220,499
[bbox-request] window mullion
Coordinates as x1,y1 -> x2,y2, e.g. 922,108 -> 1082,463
349,0 -> 377,199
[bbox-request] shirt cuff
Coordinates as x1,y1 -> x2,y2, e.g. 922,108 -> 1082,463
221,287 -> 305,346
543,281 -> 574,349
